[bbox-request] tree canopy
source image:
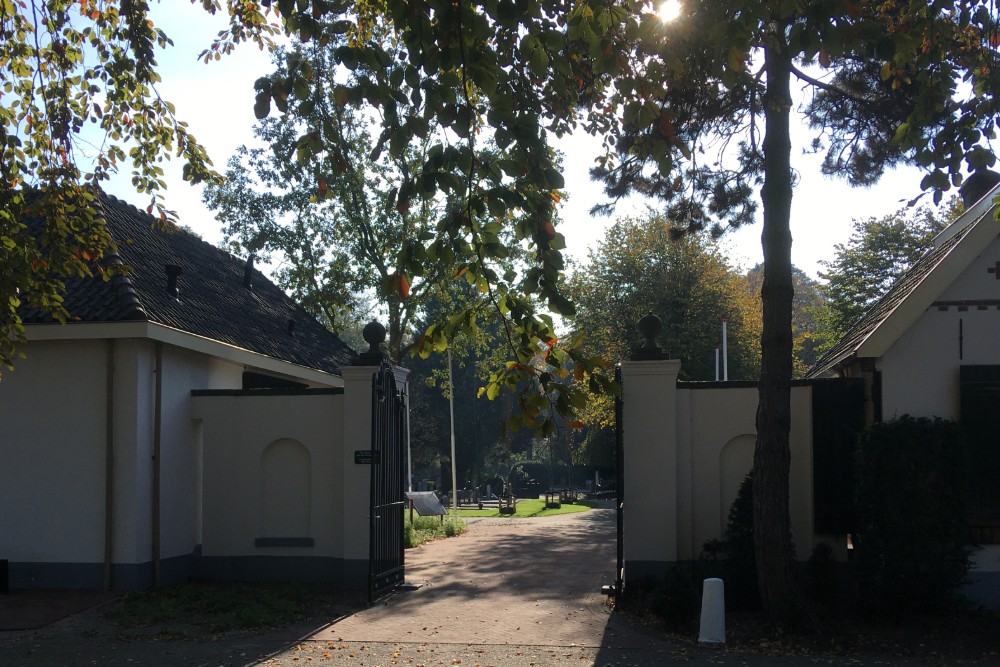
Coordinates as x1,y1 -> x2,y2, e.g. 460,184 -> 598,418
818,198 -> 959,341
203,36 -> 527,363
572,213 -> 761,381
745,264 -> 828,375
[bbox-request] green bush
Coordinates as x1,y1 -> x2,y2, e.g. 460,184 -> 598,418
618,565 -> 709,629
404,514 -> 466,547
805,542 -> 838,606
404,522 -> 417,548
701,473 -> 759,611
651,565 -> 701,625
854,416 -> 972,613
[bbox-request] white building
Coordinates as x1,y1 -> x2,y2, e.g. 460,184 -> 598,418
0,193 -> 380,591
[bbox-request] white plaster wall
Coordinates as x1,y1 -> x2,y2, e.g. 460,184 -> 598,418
261,439 -> 312,537
880,236 -> 1000,420
940,235 -> 1000,299
194,393 -> 343,558
620,363 -> 815,568
970,546 -> 1000,582
1,332 -> 325,577
0,340 -> 108,563
157,344 -> 243,560
621,360 -> 681,565
880,313 -> 961,420
341,366 -> 378,563
682,385 -> 814,560
683,386 -> 757,559
111,338 -> 153,565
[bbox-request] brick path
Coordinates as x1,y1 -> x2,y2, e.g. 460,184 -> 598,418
314,508 -> 656,649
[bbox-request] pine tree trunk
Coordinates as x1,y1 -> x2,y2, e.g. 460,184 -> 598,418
754,37 -> 813,629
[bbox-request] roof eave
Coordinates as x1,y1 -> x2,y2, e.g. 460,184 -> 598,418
24,320 -> 344,387
855,207 -> 999,360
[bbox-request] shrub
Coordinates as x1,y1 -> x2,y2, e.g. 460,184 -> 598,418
651,565 -> 701,625
618,566 -> 706,629
701,473 -> 759,610
805,542 -> 838,606
444,519 -> 462,537
854,415 -> 971,613
404,514 -> 467,547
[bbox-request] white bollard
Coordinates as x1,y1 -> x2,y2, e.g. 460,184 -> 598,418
698,577 -> 726,644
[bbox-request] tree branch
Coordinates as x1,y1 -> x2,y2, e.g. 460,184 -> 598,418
790,63 -> 868,103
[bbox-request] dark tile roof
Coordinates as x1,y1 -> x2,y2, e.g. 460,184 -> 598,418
22,193 -> 356,376
806,221 -> 974,378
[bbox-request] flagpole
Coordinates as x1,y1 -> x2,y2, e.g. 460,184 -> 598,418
448,346 -> 458,521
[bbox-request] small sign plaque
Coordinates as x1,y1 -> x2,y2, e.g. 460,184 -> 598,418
355,450 -> 381,465
406,491 -> 447,516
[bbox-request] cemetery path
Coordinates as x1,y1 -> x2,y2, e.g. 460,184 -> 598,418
314,507 -> 656,649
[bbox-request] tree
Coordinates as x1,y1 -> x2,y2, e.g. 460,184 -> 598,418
818,198 -> 958,342
745,265 -> 829,376
204,38 -> 491,362
406,285 -> 534,489
571,213 -> 761,382
7,0 -> 998,626
576,1 -> 998,626
569,213 -> 762,471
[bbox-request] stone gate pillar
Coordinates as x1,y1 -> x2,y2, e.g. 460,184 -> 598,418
339,321 -> 392,585
620,313 -> 681,579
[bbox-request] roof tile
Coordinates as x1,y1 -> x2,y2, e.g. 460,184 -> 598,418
22,193 -> 356,376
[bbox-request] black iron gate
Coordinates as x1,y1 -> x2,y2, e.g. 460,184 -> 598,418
613,364 -> 625,603
368,359 -> 407,602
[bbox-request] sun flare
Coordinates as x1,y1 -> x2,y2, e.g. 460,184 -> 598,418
657,0 -> 682,22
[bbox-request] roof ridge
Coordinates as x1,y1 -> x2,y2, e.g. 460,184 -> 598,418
96,195 -> 148,321
24,190 -> 357,375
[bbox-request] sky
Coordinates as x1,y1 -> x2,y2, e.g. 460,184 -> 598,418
96,5 -> 944,283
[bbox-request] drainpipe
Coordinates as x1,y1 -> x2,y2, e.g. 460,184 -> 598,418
152,342 -> 163,588
721,318 -> 729,382
103,339 -> 115,591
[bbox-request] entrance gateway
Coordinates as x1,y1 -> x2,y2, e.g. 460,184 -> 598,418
368,358 -> 408,602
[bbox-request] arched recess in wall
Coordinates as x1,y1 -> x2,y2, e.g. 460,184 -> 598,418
260,438 -> 311,539
719,434 -> 755,535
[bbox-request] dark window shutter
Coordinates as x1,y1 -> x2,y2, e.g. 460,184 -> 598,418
960,365 -> 1000,539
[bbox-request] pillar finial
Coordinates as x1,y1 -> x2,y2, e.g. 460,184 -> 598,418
631,312 -> 668,361
354,320 -> 388,365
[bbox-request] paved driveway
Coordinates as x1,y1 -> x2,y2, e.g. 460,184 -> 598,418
2,509 -> 954,665
317,508 -> 653,648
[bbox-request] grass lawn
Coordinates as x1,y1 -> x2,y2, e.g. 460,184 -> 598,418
455,498 -> 590,518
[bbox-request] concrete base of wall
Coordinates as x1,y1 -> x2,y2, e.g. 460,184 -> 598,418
623,560 -> 673,583
626,560 -> 1000,611
194,556 -> 368,589
9,553 -> 194,590
9,554 -> 369,591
